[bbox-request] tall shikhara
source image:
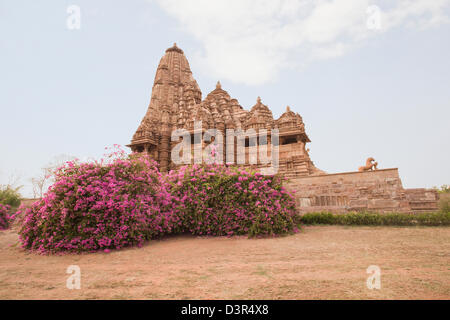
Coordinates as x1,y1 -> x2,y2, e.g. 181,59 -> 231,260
129,43 -> 323,176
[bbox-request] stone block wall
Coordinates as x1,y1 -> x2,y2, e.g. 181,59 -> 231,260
405,188 -> 439,212
284,168 -> 439,214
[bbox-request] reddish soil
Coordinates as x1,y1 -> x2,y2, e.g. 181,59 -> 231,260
0,226 -> 449,299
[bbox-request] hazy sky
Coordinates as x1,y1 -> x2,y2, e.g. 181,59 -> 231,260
1,0 -> 449,197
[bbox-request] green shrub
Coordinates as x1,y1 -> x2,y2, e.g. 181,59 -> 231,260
0,186 -> 21,208
380,213 -> 414,226
415,212 -> 450,226
299,212 -> 335,225
338,212 -> 381,225
299,211 -> 450,226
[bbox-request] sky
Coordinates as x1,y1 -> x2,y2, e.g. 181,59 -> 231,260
0,0 -> 449,197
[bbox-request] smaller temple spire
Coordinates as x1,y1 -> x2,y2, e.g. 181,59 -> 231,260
286,106 -> 291,112
216,81 -> 221,89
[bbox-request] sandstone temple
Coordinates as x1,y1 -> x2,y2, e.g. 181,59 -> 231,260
129,44 -> 439,214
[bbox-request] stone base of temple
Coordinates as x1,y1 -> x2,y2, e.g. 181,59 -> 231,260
405,188 -> 440,213
284,168 -> 439,214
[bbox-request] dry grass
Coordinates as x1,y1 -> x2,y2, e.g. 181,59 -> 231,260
0,226 -> 449,299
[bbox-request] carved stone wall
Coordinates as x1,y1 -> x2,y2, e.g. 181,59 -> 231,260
285,168 -> 439,214
405,188 -> 439,213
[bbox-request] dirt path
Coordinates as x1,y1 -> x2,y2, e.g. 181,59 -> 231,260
0,226 -> 449,299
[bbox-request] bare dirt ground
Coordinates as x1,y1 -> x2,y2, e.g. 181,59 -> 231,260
0,226 -> 449,300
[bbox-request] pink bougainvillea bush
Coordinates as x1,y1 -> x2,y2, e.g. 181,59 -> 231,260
0,204 -> 11,230
16,148 -> 299,254
17,153 -> 176,254
166,164 -> 299,237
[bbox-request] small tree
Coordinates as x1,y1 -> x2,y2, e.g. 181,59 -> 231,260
30,174 -> 50,199
0,172 -> 23,208
0,185 -> 22,208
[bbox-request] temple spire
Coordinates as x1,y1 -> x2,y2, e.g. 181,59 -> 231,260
165,42 -> 183,54
257,96 -> 261,105
129,44 -> 319,176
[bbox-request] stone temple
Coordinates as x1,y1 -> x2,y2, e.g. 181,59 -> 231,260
129,44 -> 439,214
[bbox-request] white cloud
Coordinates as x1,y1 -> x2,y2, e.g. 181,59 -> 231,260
154,0 -> 450,85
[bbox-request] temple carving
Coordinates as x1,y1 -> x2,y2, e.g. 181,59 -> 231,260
128,44 -> 439,214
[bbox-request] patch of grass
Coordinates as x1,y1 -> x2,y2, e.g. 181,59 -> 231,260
299,211 -> 450,226
90,280 -> 133,289
253,265 -> 272,278
111,292 -> 130,300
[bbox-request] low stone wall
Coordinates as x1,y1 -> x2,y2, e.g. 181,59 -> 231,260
284,168 -> 438,214
405,189 -> 439,212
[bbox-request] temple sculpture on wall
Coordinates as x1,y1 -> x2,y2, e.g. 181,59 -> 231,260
129,44 -> 439,214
